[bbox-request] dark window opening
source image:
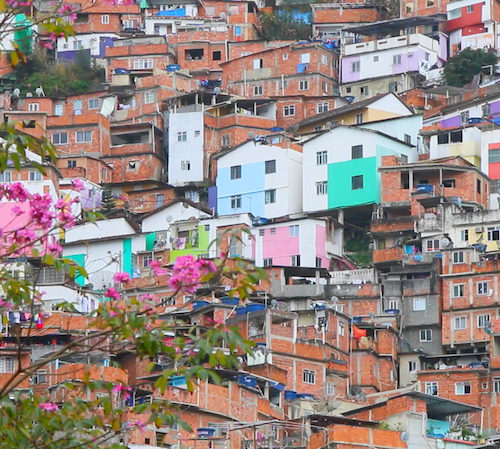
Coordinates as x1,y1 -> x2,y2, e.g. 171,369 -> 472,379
185,49 -> 204,61
352,175 -> 363,190
75,13 -> 89,23
67,160 -> 77,168
450,130 -> 463,143
443,179 -> 456,188
111,131 -> 150,146
212,51 -> 221,60
477,179 -> 482,193
437,133 -> 449,144
401,172 -> 409,189
351,145 -> 363,159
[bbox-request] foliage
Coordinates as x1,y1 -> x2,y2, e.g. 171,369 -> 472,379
443,48 -> 497,87
12,49 -> 105,97
344,232 -> 372,268
259,10 -> 311,41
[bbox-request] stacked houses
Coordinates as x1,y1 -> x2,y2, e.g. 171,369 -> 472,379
6,0 -> 500,447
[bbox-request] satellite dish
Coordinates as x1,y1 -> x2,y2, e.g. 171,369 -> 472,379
89,270 -> 115,290
35,86 -> 45,97
12,88 -> 20,97
166,215 -> 173,223
330,296 -> 338,303
182,202 -> 189,209
326,121 -> 334,129
400,432 -> 409,442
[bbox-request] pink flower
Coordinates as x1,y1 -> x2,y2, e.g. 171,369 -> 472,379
39,402 -> 59,412
40,42 -> 53,50
168,256 -> 216,294
113,272 -> 130,283
71,179 -> 84,191
150,260 -> 167,276
47,242 -> 62,255
105,287 -> 121,300
11,205 -> 25,216
112,384 -> 132,400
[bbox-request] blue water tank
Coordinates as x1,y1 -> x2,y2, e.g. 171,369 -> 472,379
284,390 -> 297,400
247,303 -> 266,313
236,306 -> 247,315
222,296 -> 239,305
192,300 -> 210,310
167,64 -> 180,72
197,428 -> 216,438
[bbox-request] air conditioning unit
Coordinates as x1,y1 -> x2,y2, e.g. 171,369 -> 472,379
475,227 -> 484,233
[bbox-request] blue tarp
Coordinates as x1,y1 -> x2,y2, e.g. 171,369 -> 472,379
156,8 -> 186,16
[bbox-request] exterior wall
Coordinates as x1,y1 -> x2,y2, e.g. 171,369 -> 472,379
216,141 -> 303,219
252,219 -> 332,268
341,74 -> 419,100
167,110 -> 204,186
56,33 -> 118,59
341,34 -> 445,84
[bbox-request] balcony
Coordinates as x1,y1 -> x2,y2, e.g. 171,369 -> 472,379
372,247 -> 403,264
270,282 -> 325,298
329,268 -> 377,284
371,217 -> 416,234
343,33 -> 440,56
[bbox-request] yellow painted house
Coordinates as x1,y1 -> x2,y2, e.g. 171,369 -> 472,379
294,93 -> 414,135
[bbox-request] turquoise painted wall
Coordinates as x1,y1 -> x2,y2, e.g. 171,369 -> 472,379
327,157 -> 378,208
122,238 -> 132,276
65,254 -> 86,286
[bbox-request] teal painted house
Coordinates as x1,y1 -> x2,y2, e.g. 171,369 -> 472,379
302,125 -> 418,213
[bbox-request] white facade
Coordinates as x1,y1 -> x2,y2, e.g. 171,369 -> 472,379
56,33 -> 118,58
144,16 -> 205,35
167,110 -> 204,186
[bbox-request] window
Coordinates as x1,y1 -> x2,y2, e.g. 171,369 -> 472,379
494,378 -> 500,393
194,130 -> 201,137
317,102 -> 328,113
478,314 -> 490,328
483,103 -> 491,117
338,321 -> 345,336
291,255 -> 300,266
352,175 -> 363,190
205,5 -> 215,15
283,105 -> 295,117
128,161 -> 137,170
321,54 -> 328,65
133,59 -> 153,70
323,82 -> 329,93
316,151 -> 327,165
351,61 -> 360,72
355,113 -> 363,124
144,91 -> 155,104
299,80 -> 309,91
67,160 -> 76,168
253,58 -> 263,69
420,329 -> 432,342
0,171 -> 12,183
303,369 -> 315,384
230,165 -> 241,179
73,40 -> 83,50
259,229 -> 265,236
461,111 -> 470,125
477,179 -> 482,194
253,85 -> 263,96
265,189 -> 276,204
29,171 -> 42,181
404,134 -> 411,144
452,251 -> 464,264
88,98 -> 99,109
270,227 -> 276,235
265,160 -> 276,174
0,357 -> 14,373
73,100 -> 82,115
177,131 -> 187,142
351,145 -> 363,159
413,297 -> 426,311
454,316 -> 467,330
315,257 -> 322,268
316,181 -> 327,195
389,81 -> 398,92
282,53 -> 288,60
142,254 -> 153,268
54,104 -> 63,116
466,4 -> 473,12
212,50 -> 221,60
477,281 -> 489,295
28,103 -> 39,112
360,86 -> 369,96
155,194 -> 164,208
180,160 -> 191,171
289,225 -> 299,237
408,361 -> 417,372
101,14 -> 109,24
230,195 -> 241,209
488,226 -> 500,241
263,258 -> 273,267
443,178 -> 456,188
52,132 -> 68,145
392,54 -> 402,65
32,370 -> 47,384
453,284 -> 465,298
388,299 -> 399,310
461,229 -> 469,242
76,131 -> 92,143
455,381 -> 471,395
425,382 -> 438,396
222,134 -> 230,147
426,239 -> 440,251
300,53 -> 310,64
326,382 -> 335,396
